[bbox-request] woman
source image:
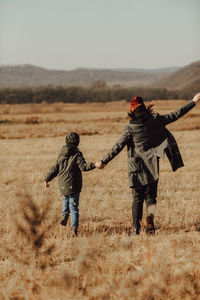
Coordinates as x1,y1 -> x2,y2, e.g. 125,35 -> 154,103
97,93 -> 200,235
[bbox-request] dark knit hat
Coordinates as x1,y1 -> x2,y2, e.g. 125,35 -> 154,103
129,96 -> 144,112
65,132 -> 80,146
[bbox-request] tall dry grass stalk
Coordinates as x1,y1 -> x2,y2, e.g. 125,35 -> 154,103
11,187 -> 58,266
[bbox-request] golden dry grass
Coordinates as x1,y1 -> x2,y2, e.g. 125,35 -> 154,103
0,100 -> 200,299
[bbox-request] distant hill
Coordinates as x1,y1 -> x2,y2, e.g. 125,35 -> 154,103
155,60 -> 200,90
1,61 -> 200,104
115,66 -> 180,73
0,62 -> 199,91
0,64 -> 179,88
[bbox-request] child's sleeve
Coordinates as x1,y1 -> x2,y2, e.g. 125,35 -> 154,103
45,161 -> 59,182
76,152 -> 95,171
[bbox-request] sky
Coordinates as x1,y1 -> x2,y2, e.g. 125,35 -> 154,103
0,0 -> 200,70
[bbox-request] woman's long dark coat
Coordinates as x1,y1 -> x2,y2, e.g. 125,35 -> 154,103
102,100 -> 195,188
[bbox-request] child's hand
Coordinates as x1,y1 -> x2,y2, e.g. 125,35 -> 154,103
44,181 -> 49,188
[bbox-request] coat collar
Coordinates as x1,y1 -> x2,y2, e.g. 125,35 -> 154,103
129,111 -> 152,124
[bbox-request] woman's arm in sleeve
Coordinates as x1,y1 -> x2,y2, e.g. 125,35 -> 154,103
159,100 -> 196,126
101,126 -> 130,165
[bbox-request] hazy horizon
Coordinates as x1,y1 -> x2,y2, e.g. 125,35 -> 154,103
1,0 -> 200,70
0,62 -> 184,71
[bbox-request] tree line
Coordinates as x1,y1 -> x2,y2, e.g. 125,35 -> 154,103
0,82 -> 195,104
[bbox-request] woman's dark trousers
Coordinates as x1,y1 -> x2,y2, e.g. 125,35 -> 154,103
132,180 -> 158,234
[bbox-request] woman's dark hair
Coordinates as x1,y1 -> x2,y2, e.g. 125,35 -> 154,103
128,102 -> 155,118
146,102 -> 155,113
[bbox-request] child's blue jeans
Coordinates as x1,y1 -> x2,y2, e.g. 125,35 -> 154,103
62,192 -> 80,228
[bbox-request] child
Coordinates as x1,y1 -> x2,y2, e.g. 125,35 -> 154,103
44,132 -> 96,236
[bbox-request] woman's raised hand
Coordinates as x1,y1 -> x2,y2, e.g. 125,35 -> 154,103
193,93 -> 200,103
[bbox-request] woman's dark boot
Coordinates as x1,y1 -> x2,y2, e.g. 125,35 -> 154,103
146,214 -> 155,234
132,201 -> 143,235
146,204 -> 156,234
133,226 -> 140,235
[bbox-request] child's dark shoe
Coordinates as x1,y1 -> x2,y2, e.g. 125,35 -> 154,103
61,215 -> 68,226
71,227 -> 78,237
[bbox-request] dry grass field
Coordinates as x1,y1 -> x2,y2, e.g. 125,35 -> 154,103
0,100 -> 200,299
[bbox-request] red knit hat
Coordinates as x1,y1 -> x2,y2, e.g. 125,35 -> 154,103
129,96 -> 144,112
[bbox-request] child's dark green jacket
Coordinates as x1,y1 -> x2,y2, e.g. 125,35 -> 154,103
45,145 -> 95,195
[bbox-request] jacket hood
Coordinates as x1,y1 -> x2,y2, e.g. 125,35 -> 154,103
59,145 -> 78,158
65,132 -> 80,147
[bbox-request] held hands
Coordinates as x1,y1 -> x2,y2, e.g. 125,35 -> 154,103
95,160 -> 105,169
193,93 -> 200,103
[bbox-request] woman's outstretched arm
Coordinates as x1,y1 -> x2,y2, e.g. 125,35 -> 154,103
160,93 -> 200,126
